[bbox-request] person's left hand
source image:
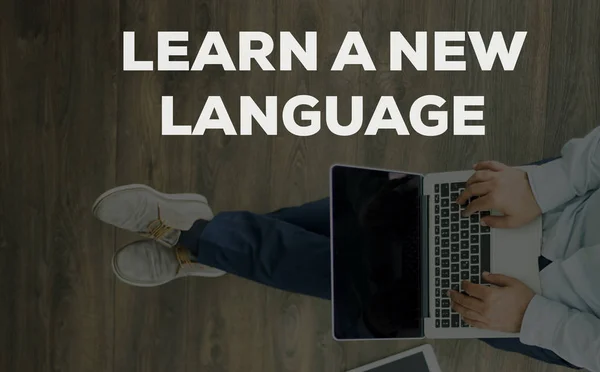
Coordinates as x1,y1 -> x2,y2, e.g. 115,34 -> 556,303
448,272 -> 535,333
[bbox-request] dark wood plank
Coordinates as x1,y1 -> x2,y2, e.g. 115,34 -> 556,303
260,1 -> 364,372
444,0 -> 552,167
358,0 -> 444,172
359,0 -> 552,174
0,1 -> 118,372
114,1 -> 199,371
182,2 -> 276,372
543,1 -> 600,156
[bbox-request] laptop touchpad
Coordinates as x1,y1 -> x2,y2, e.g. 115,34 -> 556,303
491,217 -> 542,293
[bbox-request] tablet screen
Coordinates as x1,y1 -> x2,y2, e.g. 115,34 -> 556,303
359,352 -> 429,372
348,345 -> 441,372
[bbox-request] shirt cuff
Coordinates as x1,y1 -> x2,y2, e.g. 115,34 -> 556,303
526,159 -> 575,213
520,295 -> 566,348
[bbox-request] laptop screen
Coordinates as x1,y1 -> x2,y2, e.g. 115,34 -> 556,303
331,165 -> 424,340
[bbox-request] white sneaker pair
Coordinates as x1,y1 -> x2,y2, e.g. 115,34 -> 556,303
93,185 -> 225,287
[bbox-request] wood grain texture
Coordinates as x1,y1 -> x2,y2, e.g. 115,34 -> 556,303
0,1 -> 118,372
114,1 -> 199,372
183,1 -> 276,372
265,1 -> 363,372
1,0 -> 597,371
543,1 -> 600,156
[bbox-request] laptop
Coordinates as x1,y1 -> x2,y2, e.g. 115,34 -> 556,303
330,164 -> 542,340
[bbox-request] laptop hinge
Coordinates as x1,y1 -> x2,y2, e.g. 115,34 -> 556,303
420,192 -> 430,321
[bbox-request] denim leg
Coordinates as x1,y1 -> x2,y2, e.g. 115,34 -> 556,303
178,211 -> 332,300
177,202 -> 372,338
267,198 -> 331,237
529,157 -> 559,166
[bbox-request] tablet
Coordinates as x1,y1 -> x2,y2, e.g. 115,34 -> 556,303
347,344 -> 442,372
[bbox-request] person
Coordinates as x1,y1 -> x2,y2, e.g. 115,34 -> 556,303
93,127 -> 600,371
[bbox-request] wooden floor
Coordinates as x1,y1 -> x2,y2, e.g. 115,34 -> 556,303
1,0 -> 599,371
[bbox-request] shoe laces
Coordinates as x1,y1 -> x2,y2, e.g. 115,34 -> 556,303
146,205 -> 173,240
175,245 -> 193,274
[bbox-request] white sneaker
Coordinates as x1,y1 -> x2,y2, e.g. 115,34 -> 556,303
113,240 -> 225,287
92,184 -> 213,247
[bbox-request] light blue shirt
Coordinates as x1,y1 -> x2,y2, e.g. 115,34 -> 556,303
521,126 -> 600,371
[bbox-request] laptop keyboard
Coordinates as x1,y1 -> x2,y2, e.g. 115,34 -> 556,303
433,182 -> 491,329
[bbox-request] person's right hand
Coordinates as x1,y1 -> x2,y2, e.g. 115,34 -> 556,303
455,161 -> 542,229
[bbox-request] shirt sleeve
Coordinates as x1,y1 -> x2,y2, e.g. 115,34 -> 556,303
519,243 -> 600,371
520,295 -> 600,371
527,126 -> 600,213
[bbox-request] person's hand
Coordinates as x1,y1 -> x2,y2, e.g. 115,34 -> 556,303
456,161 -> 542,228
448,272 -> 535,333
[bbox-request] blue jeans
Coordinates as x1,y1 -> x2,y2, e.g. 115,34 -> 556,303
177,196 -> 579,369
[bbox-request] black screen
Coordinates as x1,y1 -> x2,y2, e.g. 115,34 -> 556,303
331,165 -> 423,339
